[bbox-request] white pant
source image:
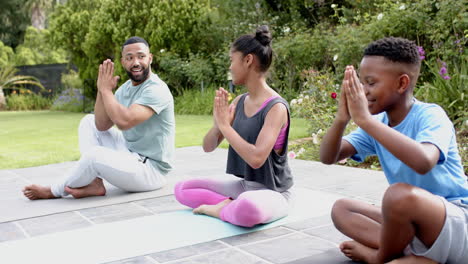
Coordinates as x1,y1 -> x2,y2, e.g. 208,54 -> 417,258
51,114 -> 166,197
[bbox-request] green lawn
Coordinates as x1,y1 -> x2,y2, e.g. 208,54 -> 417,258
1,111 -> 309,169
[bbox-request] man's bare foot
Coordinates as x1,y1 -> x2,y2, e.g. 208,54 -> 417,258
340,240 -> 379,264
193,199 -> 232,218
386,255 -> 437,264
23,184 -> 57,200
65,178 -> 106,199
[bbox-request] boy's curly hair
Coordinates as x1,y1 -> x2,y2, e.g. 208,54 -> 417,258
364,37 -> 420,65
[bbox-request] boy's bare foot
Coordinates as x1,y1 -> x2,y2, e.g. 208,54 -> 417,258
386,255 -> 437,264
340,240 -> 378,264
65,178 -> 106,199
193,198 -> 232,218
23,185 -> 57,200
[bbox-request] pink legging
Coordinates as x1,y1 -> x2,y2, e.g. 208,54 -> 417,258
174,178 -> 291,227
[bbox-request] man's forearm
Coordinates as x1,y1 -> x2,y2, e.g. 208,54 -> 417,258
94,92 -> 113,131
99,90 -> 133,130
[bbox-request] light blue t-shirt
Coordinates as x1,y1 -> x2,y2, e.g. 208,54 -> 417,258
344,99 -> 468,203
115,72 -> 175,175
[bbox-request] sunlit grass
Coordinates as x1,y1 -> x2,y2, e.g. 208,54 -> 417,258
0,111 -> 309,169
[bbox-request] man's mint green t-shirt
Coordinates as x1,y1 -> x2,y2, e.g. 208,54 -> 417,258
115,72 -> 175,175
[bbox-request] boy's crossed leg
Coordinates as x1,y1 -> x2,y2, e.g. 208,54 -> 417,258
332,182 -> 445,264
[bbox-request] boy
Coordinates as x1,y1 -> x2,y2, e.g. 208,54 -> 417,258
320,37 -> 468,263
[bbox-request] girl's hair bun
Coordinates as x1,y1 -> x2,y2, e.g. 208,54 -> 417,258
255,25 -> 272,46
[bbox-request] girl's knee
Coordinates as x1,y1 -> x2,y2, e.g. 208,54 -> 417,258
231,198 -> 264,227
174,181 -> 186,201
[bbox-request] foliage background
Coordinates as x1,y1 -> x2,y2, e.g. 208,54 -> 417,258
0,0 -> 466,172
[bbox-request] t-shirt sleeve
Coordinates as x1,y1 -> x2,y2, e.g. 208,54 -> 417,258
114,87 -> 122,102
343,127 -> 376,163
415,105 -> 453,164
135,83 -> 172,114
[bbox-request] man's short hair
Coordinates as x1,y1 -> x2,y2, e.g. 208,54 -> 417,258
364,37 -> 420,65
122,36 -> 149,50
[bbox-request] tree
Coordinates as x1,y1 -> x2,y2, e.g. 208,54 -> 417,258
48,0 -> 213,98
0,0 -> 30,48
0,66 -> 45,110
0,41 -> 15,68
15,26 -> 67,66
25,0 -> 54,30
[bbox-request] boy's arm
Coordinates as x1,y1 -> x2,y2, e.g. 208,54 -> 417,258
345,66 -> 439,174
320,66 -> 358,164
97,59 -> 154,131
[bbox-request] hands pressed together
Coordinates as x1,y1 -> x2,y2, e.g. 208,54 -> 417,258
97,59 -> 120,93
337,65 -> 372,126
213,87 -> 235,131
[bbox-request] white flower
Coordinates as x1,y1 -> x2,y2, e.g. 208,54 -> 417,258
160,49 -> 165,53
283,27 -> 291,33
399,4 -> 405,10
333,54 -> 339,61
377,13 -> 384,20
297,148 -> 305,155
304,95 -> 309,100
297,98 -> 303,104
290,99 -> 297,105
312,133 -> 319,145
331,4 -> 337,8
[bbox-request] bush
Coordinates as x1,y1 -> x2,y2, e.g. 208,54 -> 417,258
416,59 -> 467,127
51,88 -> 85,112
174,85 -> 243,115
6,92 -> 52,110
290,69 -> 339,133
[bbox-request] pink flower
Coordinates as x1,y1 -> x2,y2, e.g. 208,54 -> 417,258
443,75 -> 451,80
331,92 -> 337,99
288,151 -> 296,159
417,46 -> 425,60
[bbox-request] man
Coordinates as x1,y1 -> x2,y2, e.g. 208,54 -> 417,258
23,36 -> 175,199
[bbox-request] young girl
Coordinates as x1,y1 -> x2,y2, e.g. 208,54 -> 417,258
174,25 -> 293,227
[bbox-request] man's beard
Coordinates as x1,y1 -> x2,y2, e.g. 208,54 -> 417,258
126,66 -> 150,83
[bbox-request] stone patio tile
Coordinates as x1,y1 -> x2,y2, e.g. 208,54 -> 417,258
239,233 -> 335,264
284,248 -> 356,264
303,225 -> 350,245
12,165 -> 66,185
0,173 -> 29,199
17,212 -> 91,236
283,215 -> 332,231
169,248 -> 268,264
134,195 -> 189,214
220,227 -> 292,246
104,256 -> 158,264
148,241 -> 227,263
78,203 -> 153,224
0,222 -> 26,242
321,180 -> 387,199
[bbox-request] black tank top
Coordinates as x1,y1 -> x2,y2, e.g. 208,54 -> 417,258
226,93 -> 293,192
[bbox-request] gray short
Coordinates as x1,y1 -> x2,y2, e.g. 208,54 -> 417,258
410,197 -> 468,263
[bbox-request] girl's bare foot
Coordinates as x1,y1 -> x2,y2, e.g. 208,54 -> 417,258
23,185 -> 57,200
193,198 -> 232,218
65,178 -> 106,199
340,240 -> 379,264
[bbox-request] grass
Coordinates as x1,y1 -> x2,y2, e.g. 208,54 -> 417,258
0,111 -> 309,169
